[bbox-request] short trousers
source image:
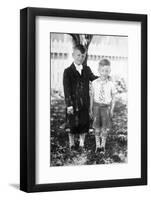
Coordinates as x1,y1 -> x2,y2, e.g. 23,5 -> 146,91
92,102 -> 112,130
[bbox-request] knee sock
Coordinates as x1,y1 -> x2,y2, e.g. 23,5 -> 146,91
79,133 -> 86,147
95,130 -> 101,148
68,133 -> 75,147
101,136 -> 107,148
101,129 -> 108,148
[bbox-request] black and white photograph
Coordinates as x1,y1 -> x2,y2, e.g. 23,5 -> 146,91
19,7 -> 147,192
50,33 -> 128,167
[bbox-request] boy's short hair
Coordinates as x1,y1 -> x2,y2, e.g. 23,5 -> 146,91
73,44 -> 86,54
99,59 -> 111,67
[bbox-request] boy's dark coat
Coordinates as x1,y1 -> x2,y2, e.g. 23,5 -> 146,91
63,63 -> 97,134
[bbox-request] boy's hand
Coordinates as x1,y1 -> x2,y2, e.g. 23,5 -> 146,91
67,106 -> 74,114
110,109 -> 114,118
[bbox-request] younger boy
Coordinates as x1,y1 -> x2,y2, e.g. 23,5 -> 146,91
90,59 -> 116,153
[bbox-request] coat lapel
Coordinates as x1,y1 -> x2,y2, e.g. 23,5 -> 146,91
70,63 -> 81,79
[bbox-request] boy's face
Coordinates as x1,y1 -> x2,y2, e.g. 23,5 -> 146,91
98,65 -> 111,79
72,49 -> 86,65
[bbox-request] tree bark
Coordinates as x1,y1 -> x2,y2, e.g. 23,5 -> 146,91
69,34 -> 93,65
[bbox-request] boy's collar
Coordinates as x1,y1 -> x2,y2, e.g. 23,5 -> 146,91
73,62 -> 83,69
99,76 -> 109,83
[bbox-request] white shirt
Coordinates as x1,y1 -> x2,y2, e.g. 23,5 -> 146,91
74,62 -> 83,75
92,78 -> 116,105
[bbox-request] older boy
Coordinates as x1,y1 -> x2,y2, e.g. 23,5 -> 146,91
90,59 -> 116,153
63,44 -> 97,152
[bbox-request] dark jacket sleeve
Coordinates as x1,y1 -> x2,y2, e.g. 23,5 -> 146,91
87,66 -> 98,81
63,69 -> 73,107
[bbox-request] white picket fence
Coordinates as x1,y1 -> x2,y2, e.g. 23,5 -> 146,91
50,34 -> 128,95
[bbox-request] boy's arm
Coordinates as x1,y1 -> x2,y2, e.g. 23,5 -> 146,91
110,94 -> 115,118
89,82 -> 94,116
87,66 -> 98,81
110,83 -> 117,117
63,69 -> 73,114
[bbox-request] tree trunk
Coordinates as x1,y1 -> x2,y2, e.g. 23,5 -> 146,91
69,34 -> 93,65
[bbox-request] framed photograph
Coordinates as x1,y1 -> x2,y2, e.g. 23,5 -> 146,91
20,7 -> 147,192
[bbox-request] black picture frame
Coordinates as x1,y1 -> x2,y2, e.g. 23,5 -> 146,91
20,7 -> 147,192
